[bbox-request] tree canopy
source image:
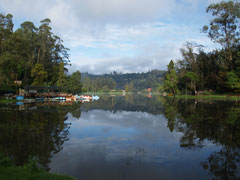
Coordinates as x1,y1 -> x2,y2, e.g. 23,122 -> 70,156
163,1 -> 240,94
0,13 -> 82,94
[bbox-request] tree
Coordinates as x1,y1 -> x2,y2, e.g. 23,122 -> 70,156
0,13 -> 71,93
183,72 -> 199,95
125,82 -> 134,92
68,71 -> 82,94
31,63 -> 47,86
56,61 -> 67,91
202,1 -> 240,70
226,71 -> 240,92
163,60 -> 178,95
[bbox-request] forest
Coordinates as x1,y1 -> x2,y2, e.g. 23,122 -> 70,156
163,1 -> 240,95
1,0 -> 240,95
0,12 -> 164,94
81,70 -> 165,92
0,14 -> 81,94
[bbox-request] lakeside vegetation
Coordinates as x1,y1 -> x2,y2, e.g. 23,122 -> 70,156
1,1 -> 240,97
0,14 -> 81,95
163,1 -> 240,96
81,70 -> 164,92
0,156 -> 74,180
0,165 -> 74,180
170,94 -> 240,101
0,103 -> 82,179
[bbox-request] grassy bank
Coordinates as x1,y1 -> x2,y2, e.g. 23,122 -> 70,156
0,166 -> 75,180
0,157 -> 75,180
0,98 -> 17,104
170,94 -> 240,100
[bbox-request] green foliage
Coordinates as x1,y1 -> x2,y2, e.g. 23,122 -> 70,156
24,159 -> 39,172
56,61 -> 68,91
202,1 -> 240,48
67,71 -> 82,94
183,71 -> 199,93
163,60 -> 178,95
82,76 -> 117,92
164,1 -> 240,94
0,165 -> 75,180
125,82 -> 134,92
31,63 -> 48,86
0,13 -> 70,93
82,70 -> 164,92
0,152 -> 74,179
202,0 -> 240,70
226,71 -> 240,91
0,155 -> 12,167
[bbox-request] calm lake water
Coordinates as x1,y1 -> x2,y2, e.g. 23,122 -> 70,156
0,95 -> 240,180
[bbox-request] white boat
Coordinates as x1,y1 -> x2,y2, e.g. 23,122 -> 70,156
92,95 -> 99,101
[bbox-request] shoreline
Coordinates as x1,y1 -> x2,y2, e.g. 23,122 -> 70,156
166,94 -> 240,101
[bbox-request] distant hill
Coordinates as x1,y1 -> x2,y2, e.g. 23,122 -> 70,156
81,70 -> 165,91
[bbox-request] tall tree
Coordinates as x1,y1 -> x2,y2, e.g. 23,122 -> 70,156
202,0 -> 240,70
56,61 -> 67,91
68,71 -> 82,94
163,60 -> 178,95
31,63 -> 47,86
183,72 -> 199,95
226,71 -> 240,92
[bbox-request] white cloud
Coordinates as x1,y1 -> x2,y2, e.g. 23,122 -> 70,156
207,0 -> 222,4
0,0 -> 217,74
65,21 -> 215,74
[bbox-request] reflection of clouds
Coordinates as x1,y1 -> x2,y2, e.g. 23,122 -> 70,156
49,110 -> 218,179
69,110 -> 169,133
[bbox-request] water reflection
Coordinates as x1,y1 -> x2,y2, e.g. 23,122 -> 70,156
0,102 -> 81,170
0,96 -> 240,179
161,98 -> 240,180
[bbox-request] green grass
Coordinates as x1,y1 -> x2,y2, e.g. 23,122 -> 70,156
0,98 -> 16,104
0,165 -> 75,180
0,156 -> 75,180
171,94 -> 240,100
0,166 -> 75,180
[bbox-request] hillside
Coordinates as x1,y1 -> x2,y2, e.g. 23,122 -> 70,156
81,70 -> 165,91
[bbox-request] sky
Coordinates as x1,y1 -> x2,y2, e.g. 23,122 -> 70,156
0,0 -> 223,74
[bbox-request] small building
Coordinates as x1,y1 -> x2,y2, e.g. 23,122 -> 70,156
146,88 -> 152,92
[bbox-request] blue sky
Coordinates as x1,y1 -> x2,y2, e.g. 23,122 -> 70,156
0,0 -> 222,74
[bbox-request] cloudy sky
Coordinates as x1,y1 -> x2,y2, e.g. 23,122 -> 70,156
0,0 -> 222,74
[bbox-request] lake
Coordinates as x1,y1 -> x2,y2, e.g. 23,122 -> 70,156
0,95 -> 240,180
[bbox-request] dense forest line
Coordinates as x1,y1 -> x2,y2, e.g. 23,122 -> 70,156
0,14 -> 81,94
82,70 -> 165,92
2,0 -> 239,95
0,12 -> 164,94
163,1 -> 240,95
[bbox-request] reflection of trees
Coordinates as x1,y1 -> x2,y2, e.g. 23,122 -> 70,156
201,147 -> 240,180
161,98 -> 240,179
161,98 -> 178,132
0,102 -> 81,170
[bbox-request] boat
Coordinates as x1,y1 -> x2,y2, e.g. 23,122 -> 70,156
16,96 -> 24,100
55,97 -> 66,100
92,95 -> 99,101
79,95 -> 92,100
66,96 -> 76,102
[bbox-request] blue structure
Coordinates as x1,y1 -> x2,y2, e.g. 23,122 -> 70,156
16,96 -> 24,100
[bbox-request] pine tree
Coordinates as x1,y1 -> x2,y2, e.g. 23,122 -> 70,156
163,60 -> 178,95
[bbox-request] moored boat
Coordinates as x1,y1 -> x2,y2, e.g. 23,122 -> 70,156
92,95 -> 99,100
16,96 -> 24,100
